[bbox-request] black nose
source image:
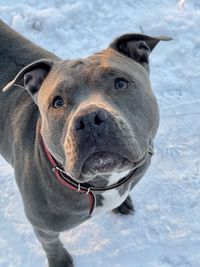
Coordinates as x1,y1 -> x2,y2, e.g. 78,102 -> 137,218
75,109 -> 108,131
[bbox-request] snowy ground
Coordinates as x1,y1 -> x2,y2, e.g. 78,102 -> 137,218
0,0 -> 200,266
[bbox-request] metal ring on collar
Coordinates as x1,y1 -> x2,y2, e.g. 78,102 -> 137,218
84,187 -> 91,195
76,184 -> 81,192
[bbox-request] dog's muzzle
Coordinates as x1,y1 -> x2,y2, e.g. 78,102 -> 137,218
64,106 -> 149,181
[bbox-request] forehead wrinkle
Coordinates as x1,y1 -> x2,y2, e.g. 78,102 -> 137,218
83,49 -> 116,84
85,48 -> 115,70
85,48 -> 148,83
47,60 -> 86,89
51,60 -> 85,79
70,59 -> 85,68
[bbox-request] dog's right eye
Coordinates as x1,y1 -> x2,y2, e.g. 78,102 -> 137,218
115,78 -> 129,90
52,96 -> 64,109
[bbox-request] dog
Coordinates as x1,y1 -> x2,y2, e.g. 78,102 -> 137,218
0,19 -> 171,267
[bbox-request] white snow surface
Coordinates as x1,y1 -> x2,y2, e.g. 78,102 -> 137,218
0,0 -> 200,266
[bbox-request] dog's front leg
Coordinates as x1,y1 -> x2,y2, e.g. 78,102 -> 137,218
113,195 -> 135,215
33,227 -> 74,267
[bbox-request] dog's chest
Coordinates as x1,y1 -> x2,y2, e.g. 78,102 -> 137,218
92,170 -> 131,215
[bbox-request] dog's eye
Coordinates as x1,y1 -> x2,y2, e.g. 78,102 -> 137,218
115,78 -> 128,90
52,96 -> 64,109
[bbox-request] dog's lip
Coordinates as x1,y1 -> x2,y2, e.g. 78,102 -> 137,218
80,150 -> 147,179
81,151 -> 129,172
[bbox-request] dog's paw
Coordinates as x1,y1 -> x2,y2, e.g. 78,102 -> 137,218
48,248 -> 74,267
113,195 -> 135,215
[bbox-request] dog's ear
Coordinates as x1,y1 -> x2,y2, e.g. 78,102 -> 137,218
110,34 -> 172,72
3,59 -> 55,103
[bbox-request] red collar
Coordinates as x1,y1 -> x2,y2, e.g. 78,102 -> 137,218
42,139 -> 153,216
42,140 -> 95,216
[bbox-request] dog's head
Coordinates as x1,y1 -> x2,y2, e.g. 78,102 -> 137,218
3,33 -> 171,184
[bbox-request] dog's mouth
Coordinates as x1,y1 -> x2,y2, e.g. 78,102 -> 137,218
78,151 -> 147,182
63,141 -> 153,183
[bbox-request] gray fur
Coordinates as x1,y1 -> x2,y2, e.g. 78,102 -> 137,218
0,19 -> 171,267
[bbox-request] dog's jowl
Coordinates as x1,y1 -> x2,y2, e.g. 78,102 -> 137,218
0,20 -> 171,267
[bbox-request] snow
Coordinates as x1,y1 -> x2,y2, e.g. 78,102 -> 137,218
0,0 -> 200,266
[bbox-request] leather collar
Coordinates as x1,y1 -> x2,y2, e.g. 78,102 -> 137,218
42,138 -> 154,216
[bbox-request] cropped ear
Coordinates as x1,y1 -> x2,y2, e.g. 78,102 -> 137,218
110,33 -> 172,72
3,59 -> 55,103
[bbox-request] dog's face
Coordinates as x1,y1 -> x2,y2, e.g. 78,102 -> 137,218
38,49 -> 159,182
4,34 -> 171,184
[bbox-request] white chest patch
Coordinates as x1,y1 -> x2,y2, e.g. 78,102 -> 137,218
93,169 -> 132,215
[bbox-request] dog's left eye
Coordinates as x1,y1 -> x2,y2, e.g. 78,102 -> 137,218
52,96 -> 64,109
115,78 -> 129,90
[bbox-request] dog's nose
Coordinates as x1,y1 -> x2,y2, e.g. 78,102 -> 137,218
74,109 -> 108,131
